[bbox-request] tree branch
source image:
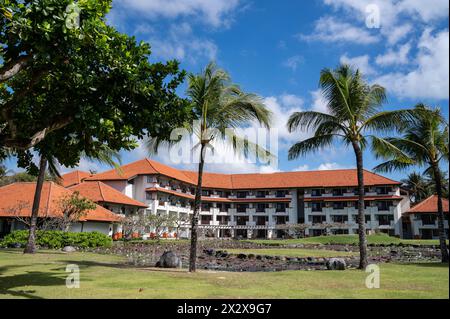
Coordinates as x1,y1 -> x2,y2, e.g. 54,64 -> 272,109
0,55 -> 31,83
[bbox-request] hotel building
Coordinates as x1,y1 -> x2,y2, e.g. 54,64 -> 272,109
81,158 -> 410,239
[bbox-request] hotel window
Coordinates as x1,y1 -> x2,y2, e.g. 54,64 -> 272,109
256,203 -> 267,212
276,203 -> 287,212
311,215 -> 326,223
311,202 -> 323,212
201,203 -> 211,211
377,214 -> 393,225
421,214 -> 437,225
237,191 -> 248,198
332,188 -> 344,196
146,176 -> 154,183
146,192 -> 152,200
376,186 -> 393,195
311,189 -> 324,197
276,190 -> 286,198
332,202 -> 345,210
256,191 -> 266,198
216,190 -> 224,197
331,215 -> 348,223
376,201 -> 392,211
237,204 -> 249,213
202,190 -> 210,196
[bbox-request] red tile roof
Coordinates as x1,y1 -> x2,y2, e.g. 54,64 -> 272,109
60,170 -> 92,187
408,195 -> 449,214
69,181 -> 147,208
0,182 -> 121,222
86,158 -> 401,189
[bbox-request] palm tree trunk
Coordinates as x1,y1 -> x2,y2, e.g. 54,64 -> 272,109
431,163 -> 449,263
352,141 -> 368,269
23,155 -> 47,254
189,142 -> 206,272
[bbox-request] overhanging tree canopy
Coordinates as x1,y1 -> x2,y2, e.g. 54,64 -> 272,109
0,0 -> 191,159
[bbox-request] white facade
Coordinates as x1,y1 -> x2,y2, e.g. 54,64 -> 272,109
409,213 -> 449,239
99,173 -> 409,239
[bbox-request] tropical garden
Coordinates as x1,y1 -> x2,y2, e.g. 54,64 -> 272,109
0,0 -> 448,299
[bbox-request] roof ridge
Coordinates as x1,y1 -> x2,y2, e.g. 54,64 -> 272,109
97,181 -> 106,202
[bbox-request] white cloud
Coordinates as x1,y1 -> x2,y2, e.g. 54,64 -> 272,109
374,29 -> 449,100
115,0 -> 241,27
283,55 -> 304,71
310,90 -> 329,114
294,164 -> 310,171
340,54 -> 376,75
298,16 -> 379,44
143,23 -> 218,62
385,23 -> 412,45
317,162 -> 352,170
262,95 -> 306,146
319,0 -> 449,47
375,42 -> 411,66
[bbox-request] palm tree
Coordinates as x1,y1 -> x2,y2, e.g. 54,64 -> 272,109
287,65 -> 414,269
169,62 -> 272,272
373,104 -> 449,262
23,146 -> 121,253
425,169 -> 449,199
401,172 -> 431,203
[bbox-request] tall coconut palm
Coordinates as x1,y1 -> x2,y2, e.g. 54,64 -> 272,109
179,62 -> 272,272
23,146 -> 121,253
287,65 -> 414,269
401,172 -> 431,203
373,104 -> 449,262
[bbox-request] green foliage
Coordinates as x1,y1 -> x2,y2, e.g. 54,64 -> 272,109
287,64 -> 415,160
1,0 -> 191,170
0,230 -> 112,249
0,171 -> 55,186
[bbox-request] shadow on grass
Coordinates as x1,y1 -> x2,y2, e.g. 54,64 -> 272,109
56,260 -> 130,270
0,271 -> 66,299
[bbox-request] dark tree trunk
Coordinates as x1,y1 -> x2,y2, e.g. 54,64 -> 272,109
431,163 -> 449,263
189,143 -> 207,272
352,141 -> 368,269
23,155 -> 47,254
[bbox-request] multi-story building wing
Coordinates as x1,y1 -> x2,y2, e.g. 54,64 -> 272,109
407,195 -> 449,239
85,158 -> 409,239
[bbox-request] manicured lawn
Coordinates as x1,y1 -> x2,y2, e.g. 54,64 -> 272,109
0,249 -> 447,299
226,248 -> 356,258
244,234 -> 446,246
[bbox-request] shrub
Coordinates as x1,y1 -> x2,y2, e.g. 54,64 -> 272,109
0,230 -> 112,249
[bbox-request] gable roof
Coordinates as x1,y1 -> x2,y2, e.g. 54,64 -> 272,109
85,158 -> 401,189
408,195 -> 449,214
69,181 -> 147,208
0,182 -> 121,222
60,170 -> 92,187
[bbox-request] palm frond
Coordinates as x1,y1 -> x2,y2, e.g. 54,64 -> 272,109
288,134 -> 335,160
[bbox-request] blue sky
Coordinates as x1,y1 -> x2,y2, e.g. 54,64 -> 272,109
4,0 -> 450,181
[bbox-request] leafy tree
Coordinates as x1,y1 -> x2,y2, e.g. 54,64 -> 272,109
57,191 -> 97,232
287,65 -> 414,269
1,0 -> 189,155
425,169 -> 449,199
1,0 -> 190,253
374,104 -> 449,262
401,172 -> 432,203
153,62 -> 272,272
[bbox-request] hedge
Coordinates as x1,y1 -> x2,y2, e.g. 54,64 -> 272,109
0,230 -> 112,249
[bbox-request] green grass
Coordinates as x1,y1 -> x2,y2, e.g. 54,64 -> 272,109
244,234 -> 446,246
0,249 -> 447,299
226,248 -> 356,258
